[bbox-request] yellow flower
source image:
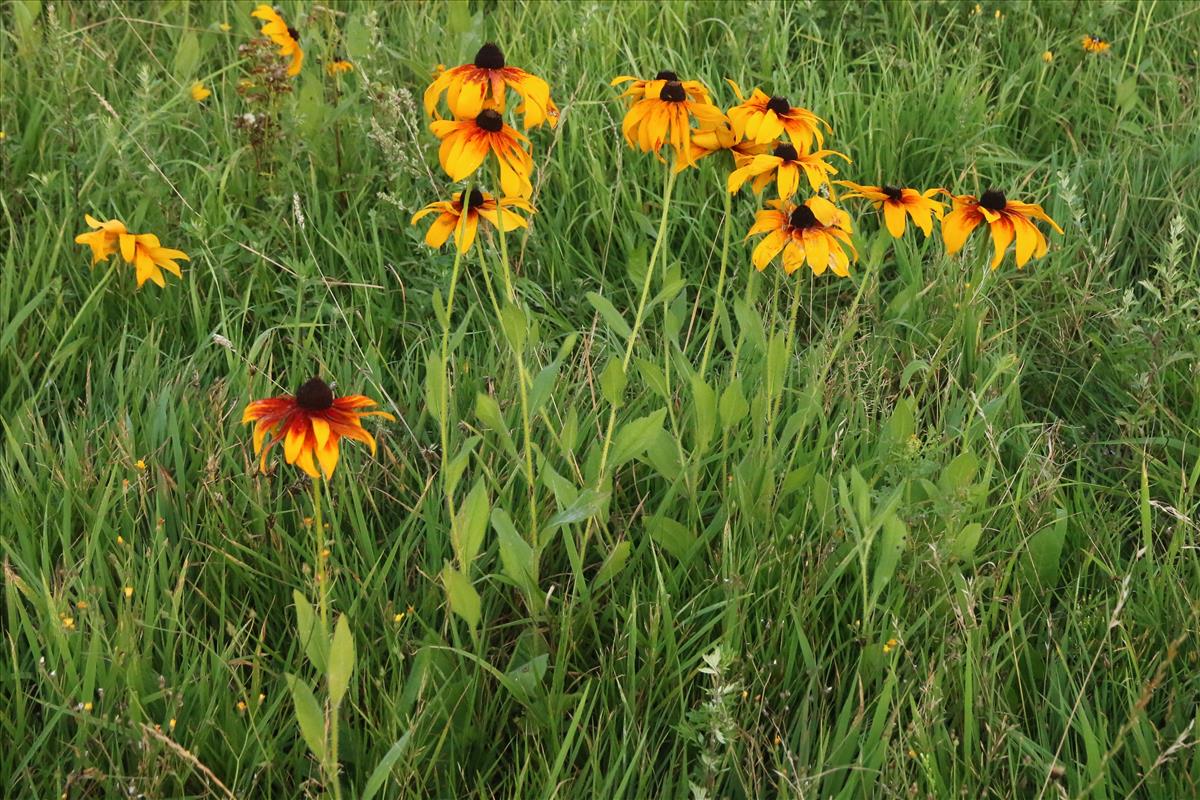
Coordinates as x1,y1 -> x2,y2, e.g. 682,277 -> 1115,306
190,81 -> 212,102
835,181 -> 947,238
726,79 -> 830,150
617,78 -> 726,167
611,71 -> 711,104
676,123 -> 772,172
123,232 -> 190,288
746,196 -> 857,277
251,4 -> 303,76
74,214 -> 128,264
219,22 -> 232,32
326,58 -> 353,76
1042,50 -> 1054,62
727,142 -> 849,199
123,586 -> 134,599
430,110 -> 534,197
425,43 -> 554,129
942,188 -> 1063,268
136,459 -> 147,470
412,189 -> 534,254
1082,34 -> 1111,54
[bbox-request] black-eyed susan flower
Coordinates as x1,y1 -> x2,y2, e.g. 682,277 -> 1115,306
746,197 -> 856,277
431,109 -> 534,197
836,181 -> 947,238
727,141 -> 849,199
1081,34 -> 1111,54
190,81 -> 212,102
611,70 -> 711,104
241,377 -> 393,479
425,43 -> 554,129
411,189 -> 533,253
75,216 -> 190,288
251,5 -> 303,77
726,80 -> 829,150
326,56 -> 353,76
942,188 -> 1063,268
676,123 -> 773,172
618,79 -> 726,166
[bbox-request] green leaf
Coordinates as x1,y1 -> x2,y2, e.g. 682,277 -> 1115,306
529,359 -> 563,416
599,357 -> 627,405
544,488 -> 608,530
499,303 -> 527,351
293,590 -> 328,672
718,379 -> 749,428
765,332 -> 788,400
441,565 -> 481,630
733,297 -> 766,354
950,522 -> 983,563
453,479 -> 490,570
475,393 -> 516,457
424,352 -> 444,422
592,541 -> 631,588
361,733 -> 412,800
940,450 -> 979,492
286,674 -> 326,761
173,32 -> 200,82
609,408 -> 667,469
586,292 -> 632,340
646,515 -> 695,562
444,436 -> 479,499
633,357 -> 668,400
1024,509 -> 1067,588
492,507 -> 538,592
327,614 -> 355,708
870,514 -> 907,608
690,375 -> 717,454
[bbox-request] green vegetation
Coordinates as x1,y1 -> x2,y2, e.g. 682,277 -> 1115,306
3,1 -> 1199,797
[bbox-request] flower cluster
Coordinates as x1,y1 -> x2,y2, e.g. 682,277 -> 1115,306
611,71 -> 1063,271
412,43 -> 556,250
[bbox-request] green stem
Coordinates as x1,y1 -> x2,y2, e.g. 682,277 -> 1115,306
699,182 -> 733,376
312,477 -> 328,628
595,161 -> 678,483
438,196 -> 471,541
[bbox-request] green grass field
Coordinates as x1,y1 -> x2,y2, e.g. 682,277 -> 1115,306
4,0 -> 1200,797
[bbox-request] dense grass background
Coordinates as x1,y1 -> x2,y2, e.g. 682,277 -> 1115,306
4,0 -> 1200,797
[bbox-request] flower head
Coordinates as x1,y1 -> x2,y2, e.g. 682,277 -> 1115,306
425,43 -> 555,129
326,57 -> 353,76
611,71 -> 711,104
251,5 -> 303,76
412,189 -> 534,253
746,197 -> 856,277
836,181 -> 947,238
942,188 -> 1063,268
74,215 -> 189,288
1042,50 -> 1054,63
617,78 -> 726,167
1081,34 -> 1111,54
191,81 -> 212,102
728,142 -> 849,199
241,377 -> 394,479
676,122 -> 773,172
726,80 -> 830,150
430,109 -> 534,197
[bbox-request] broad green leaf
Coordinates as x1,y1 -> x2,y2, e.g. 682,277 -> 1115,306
1024,509 -> 1067,588
690,375 -> 717,454
870,514 -> 907,608
633,357 -> 668,399
361,733 -> 412,800
586,292 -> 632,339
609,408 -> 667,469
173,32 -> 200,81
327,614 -> 355,707
718,379 -> 748,427
646,515 -> 695,561
950,522 -> 983,563
445,436 -> 479,498
544,488 -> 608,530
293,590 -> 328,672
940,450 -> 979,492
424,352 -> 444,422
475,393 -> 516,457
499,303 -> 527,351
733,298 -> 766,354
453,479 -> 490,569
592,541 -> 631,588
286,674 -> 326,761
492,508 -> 538,592
441,565 -> 481,630
529,359 -> 563,416
599,357 -> 627,405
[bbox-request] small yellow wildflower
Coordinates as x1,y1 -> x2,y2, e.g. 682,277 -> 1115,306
61,614 -> 76,630
116,534 -> 125,544
321,547 -> 331,559
994,8 -> 1002,19
76,600 -> 88,609
1082,34 -> 1111,54
169,718 -> 177,729
135,459 -> 147,470
257,692 -> 266,705
1043,50 -> 1054,62
882,637 -> 900,654
236,700 -> 248,713
326,58 -> 354,76
83,701 -> 93,712
190,82 -> 212,102
123,586 -> 134,599
219,22 -> 232,32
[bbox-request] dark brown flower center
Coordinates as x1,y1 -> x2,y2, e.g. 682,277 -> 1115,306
766,96 -> 791,115
772,143 -> 799,161
287,26 -> 299,41
660,81 -> 686,102
882,184 -> 903,201
474,43 -> 505,70
459,189 -> 486,209
789,204 -> 819,229
476,109 -> 504,132
296,377 -> 334,411
654,70 -> 679,81
979,188 -> 1007,211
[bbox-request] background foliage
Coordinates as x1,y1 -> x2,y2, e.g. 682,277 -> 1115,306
3,0 -> 1200,797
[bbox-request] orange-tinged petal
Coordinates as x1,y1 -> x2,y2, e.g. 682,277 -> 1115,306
883,201 -> 907,238
941,208 -> 981,255
316,437 -> 340,478
988,217 -> 1015,268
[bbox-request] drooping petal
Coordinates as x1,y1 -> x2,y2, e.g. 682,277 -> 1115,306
941,208 -> 982,255
883,201 -> 907,238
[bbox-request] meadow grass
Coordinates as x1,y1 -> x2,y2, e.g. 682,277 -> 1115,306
3,0 -> 1200,797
